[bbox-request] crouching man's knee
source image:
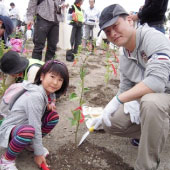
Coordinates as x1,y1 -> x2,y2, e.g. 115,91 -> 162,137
140,93 -> 170,122
140,93 -> 170,136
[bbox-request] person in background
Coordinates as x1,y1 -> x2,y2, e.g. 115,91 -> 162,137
0,50 -> 44,86
91,4 -> 170,170
0,0 -> 9,16
67,0 -> 84,54
0,60 -> 69,170
9,2 -> 20,31
82,0 -> 100,49
130,0 -> 169,34
96,30 -> 111,48
0,15 -> 13,47
26,0 -> 68,62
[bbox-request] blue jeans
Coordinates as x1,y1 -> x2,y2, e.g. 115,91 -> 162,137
11,18 -> 18,29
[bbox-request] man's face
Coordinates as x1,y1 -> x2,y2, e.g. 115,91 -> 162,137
104,16 -> 135,48
78,0 -> 83,6
89,0 -> 94,8
10,5 -> 14,9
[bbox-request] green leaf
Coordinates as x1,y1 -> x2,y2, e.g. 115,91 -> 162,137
80,100 -> 85,106
71,119 -> 78,126
72,110 -> 81,121
84,88 -> 89,92
80,68 -> 86,80
69,93 -> 78,100
68,117 -> 78,126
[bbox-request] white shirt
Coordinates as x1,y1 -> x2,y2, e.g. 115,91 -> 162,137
9,7 -> 19,20
84,6 -> 100,26
0,2 -> 9,16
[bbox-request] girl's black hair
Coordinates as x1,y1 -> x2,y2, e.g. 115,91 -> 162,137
34,60 -> 69,98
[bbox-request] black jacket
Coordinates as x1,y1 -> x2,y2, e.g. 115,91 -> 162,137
138,0 -> 169,25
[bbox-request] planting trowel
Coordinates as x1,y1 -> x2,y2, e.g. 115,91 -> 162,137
41,162 -> 50,170
78,126 -> 95,146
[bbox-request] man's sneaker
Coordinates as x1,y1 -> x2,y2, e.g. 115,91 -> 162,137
25,145 -> 49,157
0,156 -> 18,170
131,138 -> 140,147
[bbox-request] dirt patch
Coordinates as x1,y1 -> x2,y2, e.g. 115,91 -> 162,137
86,63 -> 101,69
1,47 -> 170,170
84,85 -> 117,106
54,85 -> 76,103
47,141 -> 134,170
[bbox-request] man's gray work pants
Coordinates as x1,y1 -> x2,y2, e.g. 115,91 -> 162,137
103,93 -> 170,170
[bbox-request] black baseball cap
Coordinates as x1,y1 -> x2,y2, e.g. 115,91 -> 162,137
0,51 -> 29,74
98,4 -> 128,35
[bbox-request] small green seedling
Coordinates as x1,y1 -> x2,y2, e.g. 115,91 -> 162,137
69,45 -> 90,146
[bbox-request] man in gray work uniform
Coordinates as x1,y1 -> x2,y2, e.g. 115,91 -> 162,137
91,4 -> 170,170
26,0 -> 68,61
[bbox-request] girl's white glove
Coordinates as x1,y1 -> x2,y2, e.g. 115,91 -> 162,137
124,100 -> 140,124
103,96 -> 122,127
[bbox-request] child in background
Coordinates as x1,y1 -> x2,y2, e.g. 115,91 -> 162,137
0,60 -> 69,170
0,51 -> 44,87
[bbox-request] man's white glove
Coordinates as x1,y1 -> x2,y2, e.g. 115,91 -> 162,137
103,96 -> 122,127
89,116 -> 102,130
124,100 -> 140,124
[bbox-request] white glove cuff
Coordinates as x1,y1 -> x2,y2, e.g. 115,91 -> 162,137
116,95 -> 123,104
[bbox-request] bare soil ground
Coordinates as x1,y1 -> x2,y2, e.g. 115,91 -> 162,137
1,43 -> 170,170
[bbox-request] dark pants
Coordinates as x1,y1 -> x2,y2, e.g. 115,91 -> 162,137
70,24 -> 82,54
32,15 -> 59,61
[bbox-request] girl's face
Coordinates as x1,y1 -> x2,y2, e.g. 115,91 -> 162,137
41,72 -> 64,95
0,21 -> 5,37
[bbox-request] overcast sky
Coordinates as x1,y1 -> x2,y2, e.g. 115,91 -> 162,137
3,0 -> 169,20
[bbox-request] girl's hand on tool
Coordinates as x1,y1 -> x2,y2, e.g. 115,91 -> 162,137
47,99 -> 56,111
34,155 -> 48,168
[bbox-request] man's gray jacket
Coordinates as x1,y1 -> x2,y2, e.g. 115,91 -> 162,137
118,24 -> 170,95
26,0 -> 63,22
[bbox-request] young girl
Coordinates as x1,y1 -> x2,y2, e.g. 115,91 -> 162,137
0,59 -> 69,170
